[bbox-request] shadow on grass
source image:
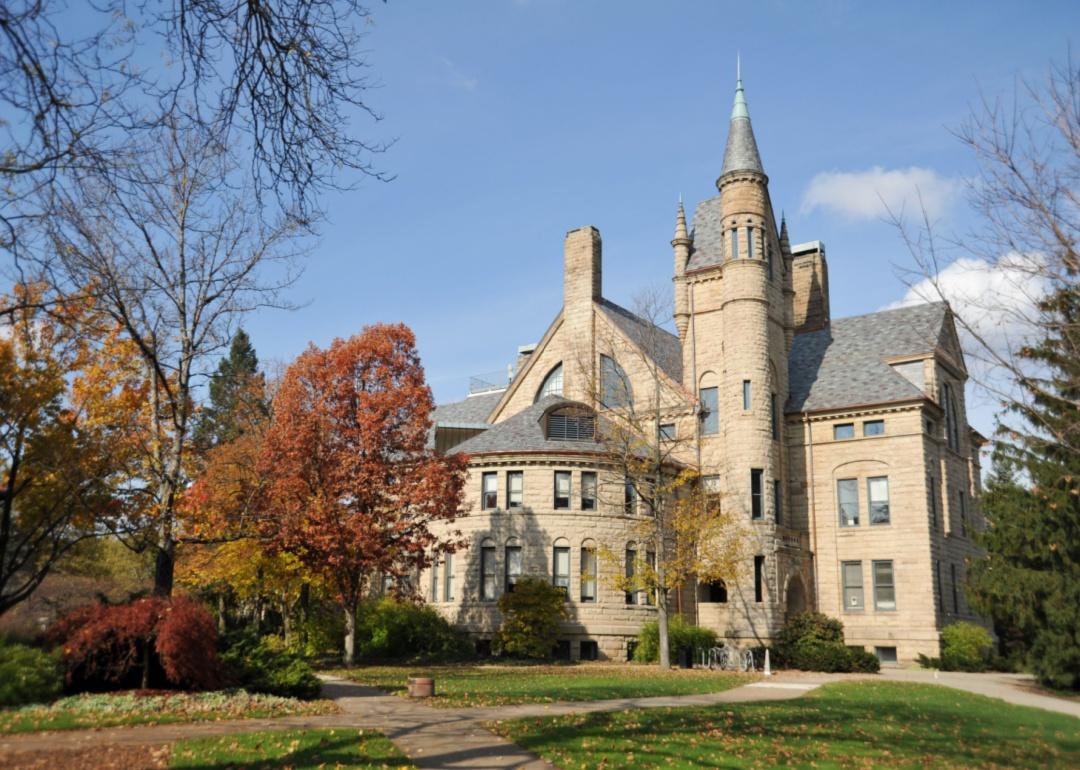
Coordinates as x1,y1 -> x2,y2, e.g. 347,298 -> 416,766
171,734 -> 409,770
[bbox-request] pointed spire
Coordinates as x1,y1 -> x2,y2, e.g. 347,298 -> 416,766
779,212 -> 791,257
674,197 -> 688,243
719,60 -> 764,180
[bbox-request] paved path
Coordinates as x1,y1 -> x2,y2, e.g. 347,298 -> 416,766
880,668 -> 1080,718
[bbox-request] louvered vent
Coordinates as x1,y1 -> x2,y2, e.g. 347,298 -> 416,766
547,412 -> 595,441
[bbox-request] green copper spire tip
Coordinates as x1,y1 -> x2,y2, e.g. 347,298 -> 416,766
731,60 -> 749,121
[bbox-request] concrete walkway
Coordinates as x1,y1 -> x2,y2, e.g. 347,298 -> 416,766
880,668 -> 1080,718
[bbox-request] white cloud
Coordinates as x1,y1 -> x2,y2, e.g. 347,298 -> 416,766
440,57 -> 478,92
801,166 -> 961,221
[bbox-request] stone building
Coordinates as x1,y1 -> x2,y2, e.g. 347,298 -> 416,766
422,76 -> 985,665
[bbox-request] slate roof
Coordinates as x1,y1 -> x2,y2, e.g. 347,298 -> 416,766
787,302 -> 949,413
453,396 -> 608,455
432,390 -> 503,427
597,299 -> 683,383
721,114 -> 764,177
686,195 -> 726,272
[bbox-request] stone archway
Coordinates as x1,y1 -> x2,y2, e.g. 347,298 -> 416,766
785,574 -> 808,618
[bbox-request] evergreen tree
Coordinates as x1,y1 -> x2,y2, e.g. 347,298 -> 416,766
193,330 -> 266,451
969,284 -> 1080,690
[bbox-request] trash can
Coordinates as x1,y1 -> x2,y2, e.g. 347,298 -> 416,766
407,677 -> 435,697
678,647 -> 693,669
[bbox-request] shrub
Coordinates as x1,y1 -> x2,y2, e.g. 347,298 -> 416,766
219,631 -> 322,699
940,622 -> 994,672
775,611 -> 880,673
493,578 -> 569,659
847,647 -> 882,673
45,596 -> 223,691
788,638 -> 854,672
0,638 -> 63,707
633,616 -> 718,664
354,598 -> 474,662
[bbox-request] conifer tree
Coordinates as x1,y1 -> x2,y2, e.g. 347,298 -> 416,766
969,283 -> 1080,690
194,330 -> 266,452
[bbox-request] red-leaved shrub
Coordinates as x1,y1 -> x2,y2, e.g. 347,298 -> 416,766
46,596 -> 223,692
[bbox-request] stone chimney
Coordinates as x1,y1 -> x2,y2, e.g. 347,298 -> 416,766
564,226 -> 602,314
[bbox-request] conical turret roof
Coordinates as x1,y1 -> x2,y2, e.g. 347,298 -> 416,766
720,70 -> 764,177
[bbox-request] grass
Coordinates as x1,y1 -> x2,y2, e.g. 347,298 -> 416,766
0,689 -> 339,734
170,728 -> 412,768
490,680 -> 1080,769
337,663 -> 756,708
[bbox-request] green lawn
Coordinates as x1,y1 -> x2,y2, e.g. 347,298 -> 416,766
490,681 -> 1080,769
337,663 -> 756,708
0,690 -> 338,734
170,728 -> 412,768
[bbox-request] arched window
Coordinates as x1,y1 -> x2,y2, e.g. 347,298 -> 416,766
505,537 -> 522,593
552,537 -> 570,595
535,363 -> 563,402
600,355 -> 632,408
580,539 -> 597,603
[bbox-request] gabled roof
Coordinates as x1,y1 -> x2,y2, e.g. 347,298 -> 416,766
596,299 -> 683,384
454,396 -> 608,456
787,302 -> 949,413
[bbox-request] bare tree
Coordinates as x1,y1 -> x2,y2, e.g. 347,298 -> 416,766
40,122 -> 303,596
581,288 -> 744,667
893,55 -> 1079,451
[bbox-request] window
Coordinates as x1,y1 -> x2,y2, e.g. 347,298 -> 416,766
747,227 -> 755,259
750,469 -> 763,520
731,228 -> 740,259
754,555 -> 765,603
507,471 -> 523,508
547,408 -> 595,441
430,558 -> 439,602
743,380 -> 752,410
580,640 -> 599,661
553,543 -> 570,595
942,382 -> 960,451
770,393 -> 778,439
766,240 -> 773,278
773,479 -> 782,524
581,542 -> 597,603
554,640 -> 571,660
863,420 -> 885,436
600,355 -> 632,408
535,363 -> 563,402
624,480 -> 636,515
868,476 -> 890,525
644,550 -> 656,605
834,423 -> 855,440
482,472 -> 498,510
950,563 -> 959,613
444,553 -> 454,601
838,478 -> 859,526
935,560 -> 943,612
842,561 -> 864,611
480,541 -> 496,601
872,560 -> 896,611
659,422 -> 676,441
705,580 -> 728,603
875,646 -> 898,665
624,546 -> 637,604
929,476 -> 938,529
959,490 -> 967,536
702,475 -> 722,497
700,387 -> 719,435
505,542 -> 522,593
554,471 -> 571,509
581,472 -> 597,510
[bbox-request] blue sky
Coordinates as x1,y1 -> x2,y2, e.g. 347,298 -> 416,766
237,0 -> 1077,432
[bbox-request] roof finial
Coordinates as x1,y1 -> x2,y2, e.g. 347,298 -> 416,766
731,58 -> 749,121
737,52 -> 741,83
673,197 -> 689,242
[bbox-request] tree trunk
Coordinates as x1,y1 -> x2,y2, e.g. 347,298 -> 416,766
153,538 -> 175,597
657,588 -> 670,669
217,593 -> 227,635
141,639 -> 152,689
343,603 -> 356,666
281,597 -> 292,646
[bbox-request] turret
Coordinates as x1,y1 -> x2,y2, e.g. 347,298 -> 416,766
672,198 -> 691,341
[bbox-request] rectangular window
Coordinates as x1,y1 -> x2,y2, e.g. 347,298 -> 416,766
747,227 -> 755,259
872,560 -> 896,611
868,476 -> 890,525
959,490 -> 967,536
554,471 -> 571,509
624,480 -> 636,515
430,559 -> 439,602
930,476 -> 938,529
625,548 -> 636,604
842,561 -> 864,611
659,422 -> 676,441
766,241 -> 773,278
581,472 -> 597,511
505,545 -> 522,593
743,380 -> 752,410
702,475 -> 722,497
770,393 -> 779,439
935,560 -> 943,612
951,563 -> 959,613
700,387 -> 719,435
581,546 -> 597,603
553,546 -> 570,595
875,646 -> 898,664
863,420 -> 885,436
754,555 -> 765,603
750,469 -> 763,520
773,479 -> 782,524
507,471 -> 523,508
480,545 -> 496,601
731,228 -> 740,259
644,550 -> 656,605
833,423 -> 855,440
838,478 -> 859,527
482,472 -> 498,510
580,640 -> 599,661
444,553 -> 454,601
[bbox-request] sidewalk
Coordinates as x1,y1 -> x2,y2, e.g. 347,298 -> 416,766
879,668 -> 1080,718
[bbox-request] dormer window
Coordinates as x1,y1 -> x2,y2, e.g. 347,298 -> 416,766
546,407 -> 595,441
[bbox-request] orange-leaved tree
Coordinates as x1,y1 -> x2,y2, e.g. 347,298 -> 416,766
258,324 -> 468,664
